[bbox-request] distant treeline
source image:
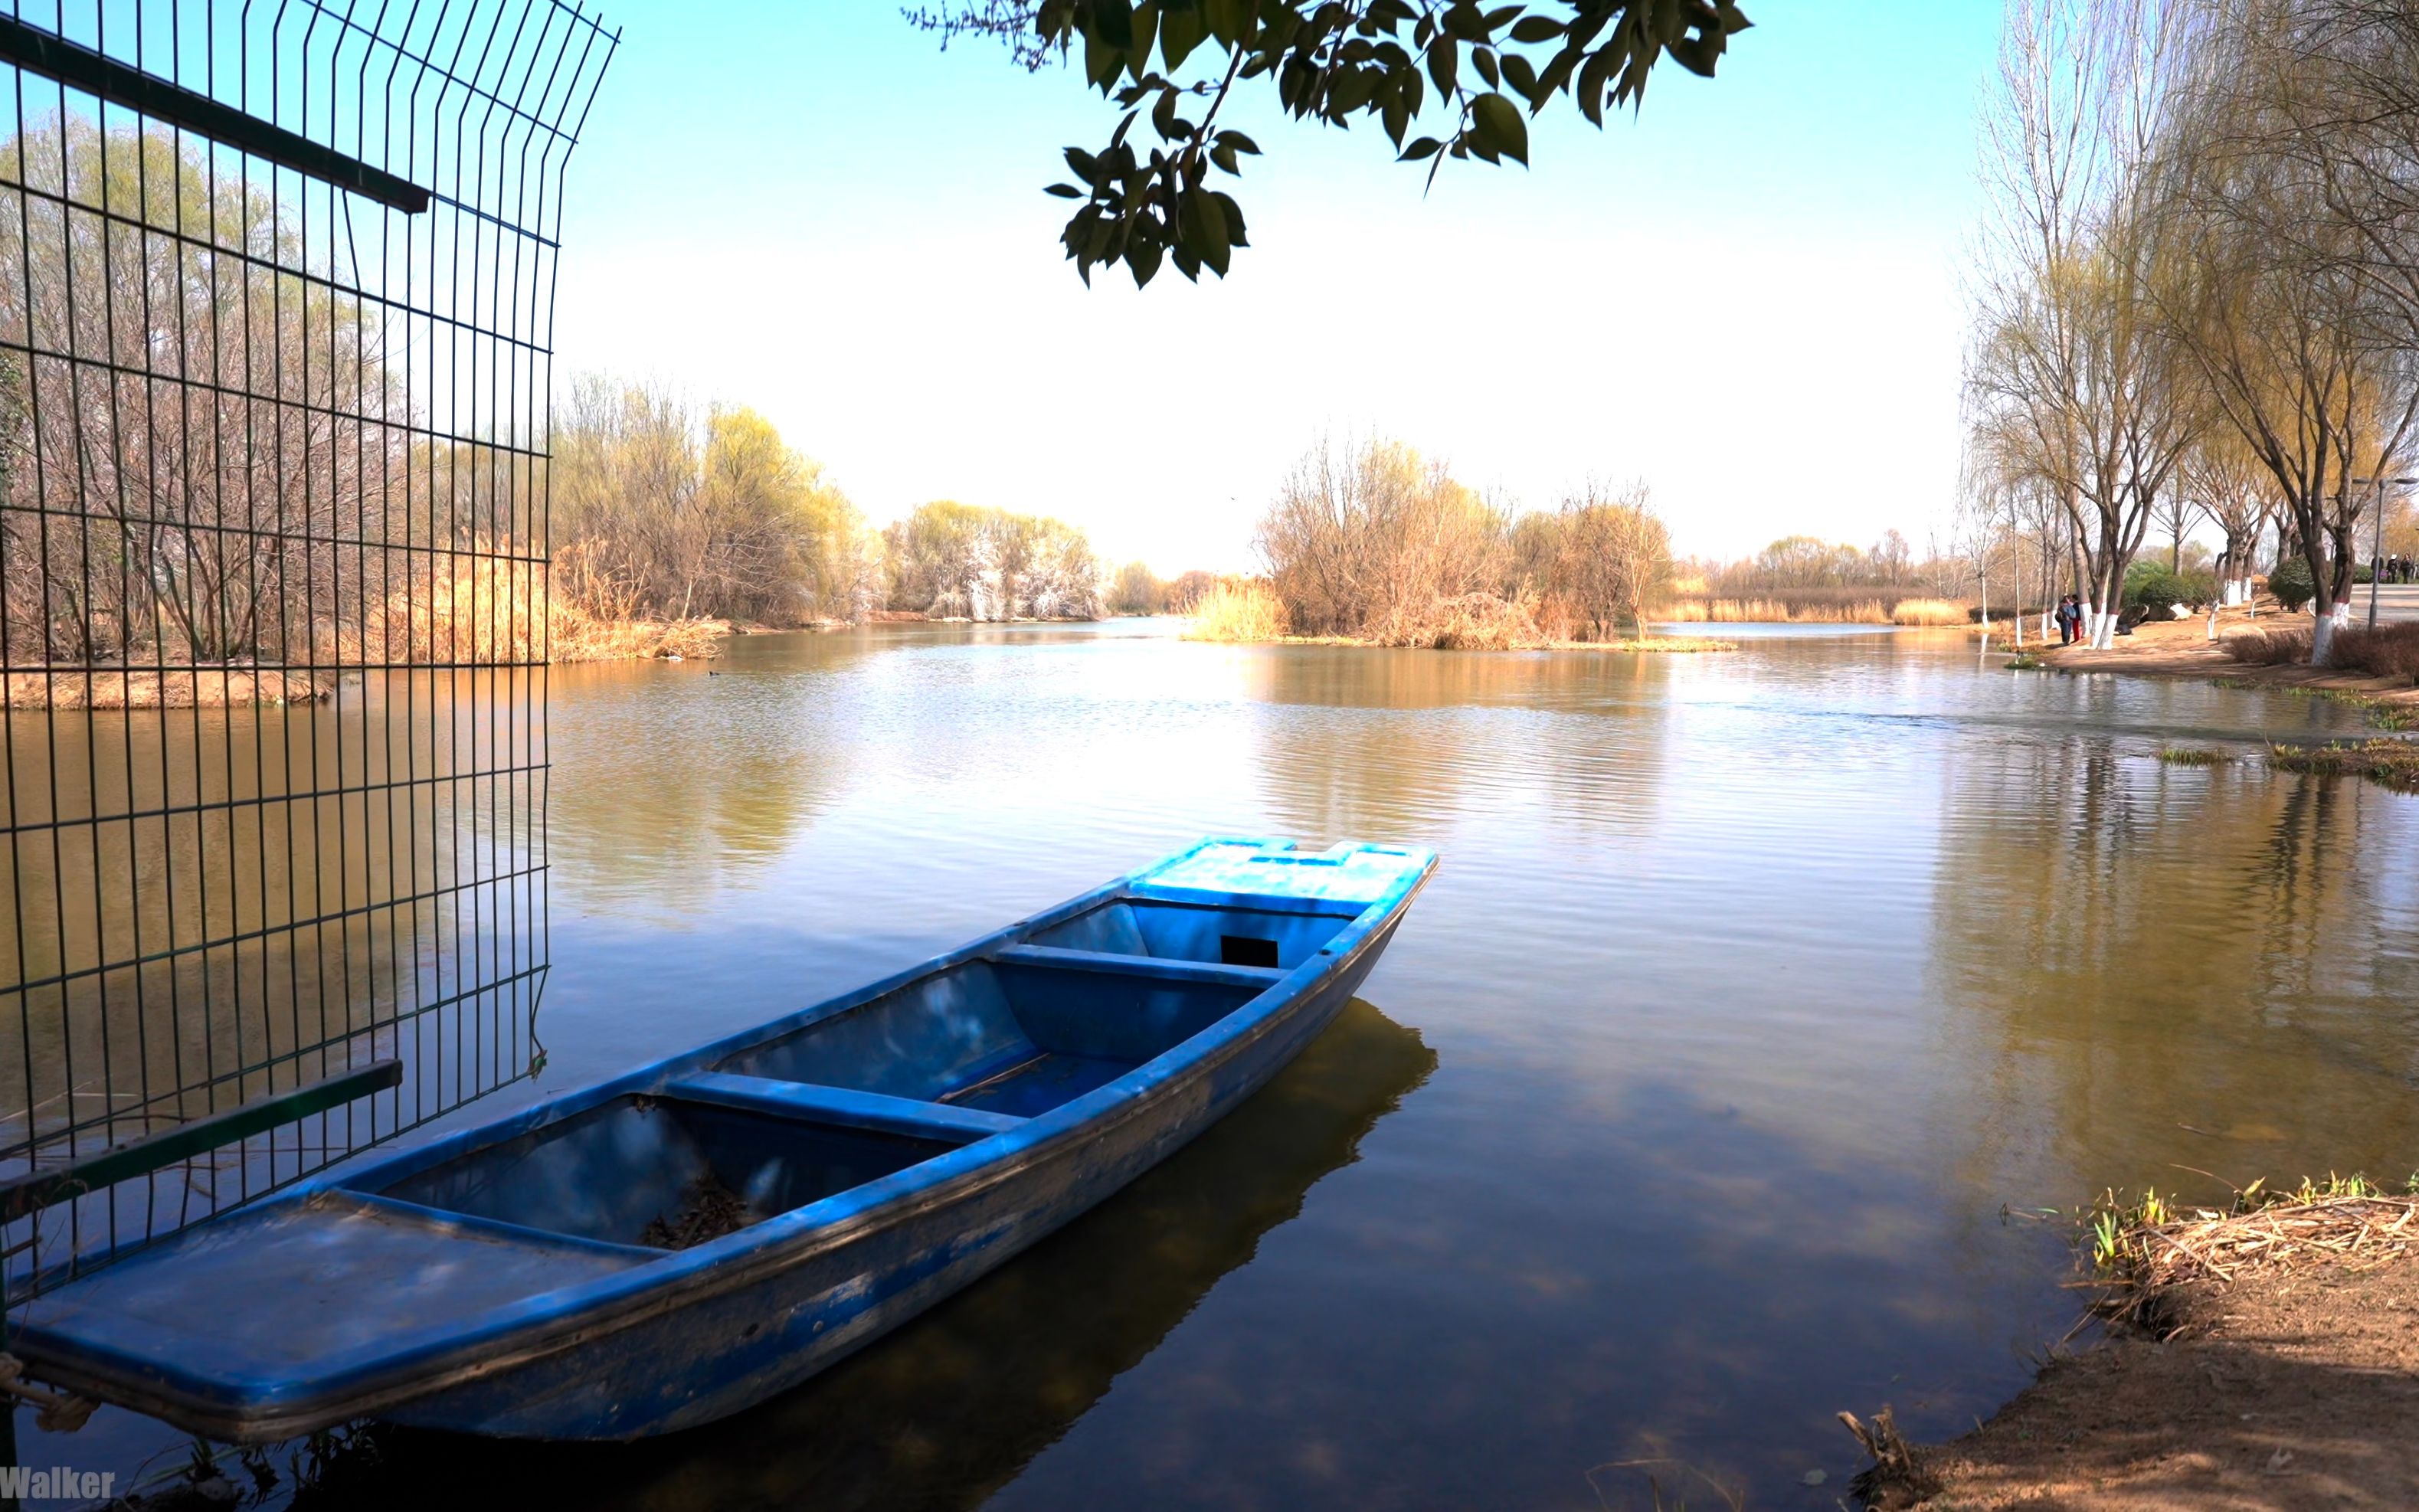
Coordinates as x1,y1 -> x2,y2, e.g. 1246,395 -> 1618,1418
555,379 -> 1160,630
1666,532 -> 1975,623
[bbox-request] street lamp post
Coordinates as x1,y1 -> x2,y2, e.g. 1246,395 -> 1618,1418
2358,475 -> 2419,631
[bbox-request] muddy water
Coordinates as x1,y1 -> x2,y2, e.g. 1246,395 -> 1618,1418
32,620 -> 2419,1508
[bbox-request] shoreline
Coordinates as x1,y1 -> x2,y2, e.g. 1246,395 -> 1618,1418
1867,1187 -> 2419,1509
1183,631 -> 1740,653
2034,607 -> 2419,716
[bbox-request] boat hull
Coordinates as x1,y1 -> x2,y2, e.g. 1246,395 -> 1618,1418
384,928 -> 1393,1438
7,839 -> 1434,1444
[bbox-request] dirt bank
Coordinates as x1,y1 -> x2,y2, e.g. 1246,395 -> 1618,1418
1871,1193 -> 2419,1510
4,667 -> 329,709
2038,607 -> 2419,718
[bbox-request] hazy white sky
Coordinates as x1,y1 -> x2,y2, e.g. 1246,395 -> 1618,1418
553,5 -> 2002,574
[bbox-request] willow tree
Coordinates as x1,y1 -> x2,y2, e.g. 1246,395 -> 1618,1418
2153,0 -> 2419,659
551,379 -> 878,625
1967,0 -> 2205,649
2180,425 -> 2273,604
882,501 -> 1105,620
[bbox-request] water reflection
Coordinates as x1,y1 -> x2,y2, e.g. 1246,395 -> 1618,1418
1242,646 -> 1674,844
0,673 -> 539,1281
544,635 -> 876,915
1930,744 -> 2419,1198
25,623 -> 2419,1507
285,1000 -> 1435,1511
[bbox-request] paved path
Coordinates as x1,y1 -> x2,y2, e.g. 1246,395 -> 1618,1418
2353,583 -> 2419,624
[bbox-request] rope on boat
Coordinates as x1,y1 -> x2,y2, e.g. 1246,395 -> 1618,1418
0,1353 -> 97,1432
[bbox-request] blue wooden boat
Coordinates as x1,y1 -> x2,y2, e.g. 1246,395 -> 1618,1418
7,838 -> 1434,1442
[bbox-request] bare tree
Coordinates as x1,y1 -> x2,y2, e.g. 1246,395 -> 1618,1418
1968,0 -> 2205,649
2180,425 -> 2273,604
2152,0 -> 2419,659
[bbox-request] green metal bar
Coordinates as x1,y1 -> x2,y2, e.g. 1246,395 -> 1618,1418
0,1061 -> 403,1225
0,15 -> 430,214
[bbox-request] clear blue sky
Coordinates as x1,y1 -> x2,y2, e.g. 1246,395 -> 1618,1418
552,4 -> 2004,571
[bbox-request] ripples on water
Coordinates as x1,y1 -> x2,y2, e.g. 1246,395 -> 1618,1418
45,620 -> 2419,1507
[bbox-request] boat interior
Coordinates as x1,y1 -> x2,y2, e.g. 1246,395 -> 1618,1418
352,895 -> 1366,1253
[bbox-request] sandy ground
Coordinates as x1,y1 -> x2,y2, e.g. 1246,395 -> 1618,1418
1894,1252 -> 2419,1510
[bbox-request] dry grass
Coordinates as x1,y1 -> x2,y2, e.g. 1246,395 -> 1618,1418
2269,737 -> 2419,789
2222,627 -> 2314,665
1890,597 -> 1972,627
2327,622 -> 2419,685
2090,1177 -> 2419,1330
548,538 -> 728,663
1182,578 -> 1290,643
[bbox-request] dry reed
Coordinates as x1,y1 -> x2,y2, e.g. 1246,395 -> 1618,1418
1182,579 -> 1290,643
548,538 -> 728,663
1367,591 -> 1547,650
1889,597 -> 1972,627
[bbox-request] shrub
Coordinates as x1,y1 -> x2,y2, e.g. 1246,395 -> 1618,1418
2123,561 -> 2193,620
1370,591 -> 1548,650
2268,556 -> 2315,612
2326,623 -> 2419,685
2223,627 -> 2313,665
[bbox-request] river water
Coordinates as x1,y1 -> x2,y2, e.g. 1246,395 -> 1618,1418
34,620 -> 2419,1508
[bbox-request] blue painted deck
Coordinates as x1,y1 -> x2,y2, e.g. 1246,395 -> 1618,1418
8,838 -> 1434,1442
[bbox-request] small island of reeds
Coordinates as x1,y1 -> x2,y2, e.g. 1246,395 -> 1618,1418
1177,440 -> 1737,655
1182,578 -> 1733,652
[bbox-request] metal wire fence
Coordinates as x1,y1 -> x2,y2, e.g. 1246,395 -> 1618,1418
0,0 -> 614,1298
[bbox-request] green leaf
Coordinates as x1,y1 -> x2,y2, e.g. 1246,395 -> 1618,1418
1160,6 -> 1205,68
1508,15 -> 1563,44
1085,27 -> 1124,88
1471,91 -> 1527,164
1474,47 -> 1499,90
1428,37 -> 1458,94
1204,0 -> 1248,48
1212,189 -> 1247,244
1046,182 -> 1086,198
1090,0 -> 1135,49
1501,51 -> 1538,101
1576,44 -> 1614,126
1129,2 -> 1160,79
